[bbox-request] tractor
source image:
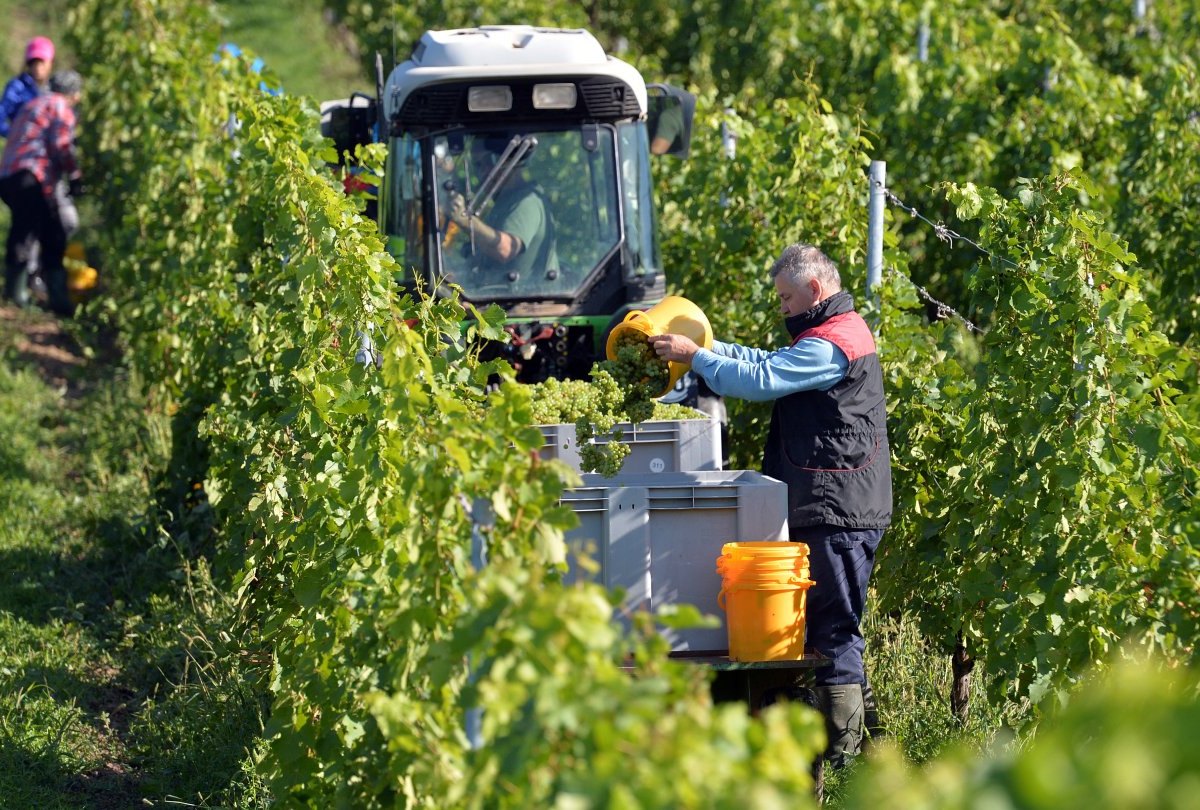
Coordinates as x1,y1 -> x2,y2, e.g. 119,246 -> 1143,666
322,25 -> 704,394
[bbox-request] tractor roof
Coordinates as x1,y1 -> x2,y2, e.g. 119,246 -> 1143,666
384,26 -> 648,120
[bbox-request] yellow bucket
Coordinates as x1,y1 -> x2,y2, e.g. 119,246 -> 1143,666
718,578 -> 813,661
716,541 -> 813,661
718,555 -> 809,577
64,241 -> 99,302
605,295 -> 713,397
718,560 -> 811,582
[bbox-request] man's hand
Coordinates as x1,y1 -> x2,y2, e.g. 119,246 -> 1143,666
449,192 -> 471,228
648,333 -> 700,363
446,193 -> 520,262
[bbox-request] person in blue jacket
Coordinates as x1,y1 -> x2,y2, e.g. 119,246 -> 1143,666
649,243 -> 893,767
1,37 -> 54,137
215,43 -> 283,96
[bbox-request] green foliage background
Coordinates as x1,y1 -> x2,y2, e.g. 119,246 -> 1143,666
49,0 -> 1200,805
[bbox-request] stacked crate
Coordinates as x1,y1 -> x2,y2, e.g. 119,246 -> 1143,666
543,416 -> 790,652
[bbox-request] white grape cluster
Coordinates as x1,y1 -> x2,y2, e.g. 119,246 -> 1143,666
599,331 -> 670,423
526,372 -> 630,476
528,373 -> 624,426
523,333 -> 694,475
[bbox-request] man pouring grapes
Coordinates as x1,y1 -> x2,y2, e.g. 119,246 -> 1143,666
648,243 -> 892,767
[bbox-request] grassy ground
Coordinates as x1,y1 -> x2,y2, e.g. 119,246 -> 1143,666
0,307 -> 267,808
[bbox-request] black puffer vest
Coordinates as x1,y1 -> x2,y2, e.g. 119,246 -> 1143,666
762,292 -> 892,529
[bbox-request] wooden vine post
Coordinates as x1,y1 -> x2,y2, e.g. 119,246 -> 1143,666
951,630 -> 974,725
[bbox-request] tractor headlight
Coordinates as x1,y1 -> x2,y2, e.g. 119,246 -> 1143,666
532,83 -> 577,110
468,85 -> 513,112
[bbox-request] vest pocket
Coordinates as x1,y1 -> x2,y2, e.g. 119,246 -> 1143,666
784,431 -> 882,472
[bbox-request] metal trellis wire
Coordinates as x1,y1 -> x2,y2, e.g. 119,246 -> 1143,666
887,267 -> 987,335
877,184 -> 1040,335
883,188 -> 1020,271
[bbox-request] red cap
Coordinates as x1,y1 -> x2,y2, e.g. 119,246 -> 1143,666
25,37 -> 55,64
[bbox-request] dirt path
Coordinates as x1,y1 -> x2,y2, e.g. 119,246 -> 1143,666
0,305 -> 86,389
0,303 -> 119,399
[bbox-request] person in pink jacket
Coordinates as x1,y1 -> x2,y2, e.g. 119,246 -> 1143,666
0,70 -> 83,316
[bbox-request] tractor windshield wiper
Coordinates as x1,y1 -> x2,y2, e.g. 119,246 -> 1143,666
468,134 -> 538,216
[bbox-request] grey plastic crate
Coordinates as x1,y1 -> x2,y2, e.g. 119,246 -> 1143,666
538,418 -> 721,474
560,470 -> 789,651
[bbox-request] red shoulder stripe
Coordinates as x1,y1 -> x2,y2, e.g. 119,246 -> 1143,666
792,311 -> 876,362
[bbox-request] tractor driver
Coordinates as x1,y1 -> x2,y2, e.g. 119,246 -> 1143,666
447,136 -> 558,282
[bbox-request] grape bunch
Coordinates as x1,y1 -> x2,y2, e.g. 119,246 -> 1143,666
597,330 -> 670,424
577,424 -> 631,477
520,330 -> 703,475
525,371 -> 631,476
528,374 -> 702,429
522,337 -> 700,475
528,374 -> 623,425
651,402 -> 705,420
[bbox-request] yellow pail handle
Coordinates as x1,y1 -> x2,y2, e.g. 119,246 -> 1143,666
717,578 -> 812,610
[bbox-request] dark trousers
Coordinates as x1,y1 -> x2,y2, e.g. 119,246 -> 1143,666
0,169 -> 71,315
791,524 -> 883,687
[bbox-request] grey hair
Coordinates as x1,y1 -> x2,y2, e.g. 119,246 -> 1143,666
769,243 -> 842,291
50,70 -> 82,96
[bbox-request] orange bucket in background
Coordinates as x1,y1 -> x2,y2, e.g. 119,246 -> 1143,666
717,556 -> 810,580
717,541 -> 810,580
718,580 -> 813,661
716,541 -> 813,661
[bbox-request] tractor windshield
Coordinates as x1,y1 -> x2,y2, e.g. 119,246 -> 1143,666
383,123 -> 662,304
436,126 -> 622,301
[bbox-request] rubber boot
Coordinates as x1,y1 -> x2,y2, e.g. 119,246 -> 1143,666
4,263 -> 30,308
812,683 -> 864,768
45,267 -> 75,318
862,676 -> 885,749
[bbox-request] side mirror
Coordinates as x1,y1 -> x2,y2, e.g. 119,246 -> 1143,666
646,84 -> 696,159
319,92 -> 377,165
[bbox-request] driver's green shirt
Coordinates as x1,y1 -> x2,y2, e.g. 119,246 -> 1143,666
652,103 -> 684,151
485,181 -> 558,278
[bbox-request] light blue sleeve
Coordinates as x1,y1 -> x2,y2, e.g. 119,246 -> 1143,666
710,339 -> 772,365
691,337 -> 848,402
